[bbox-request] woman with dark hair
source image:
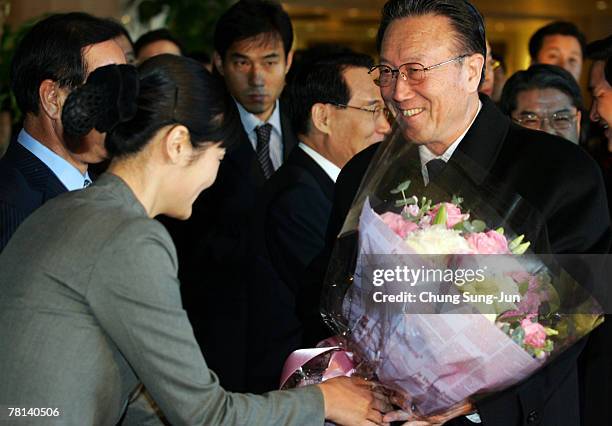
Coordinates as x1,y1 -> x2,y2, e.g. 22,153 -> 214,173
0,55 -> 389,425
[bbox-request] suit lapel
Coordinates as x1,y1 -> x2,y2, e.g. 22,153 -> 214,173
288,147 -> 335,201
227,125 -> 267,186
450,95 -> 510,185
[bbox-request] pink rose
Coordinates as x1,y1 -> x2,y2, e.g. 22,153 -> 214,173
380,212 -> 419,238
466,230 -> 509,254
521,317 -> 547,349
503,272 -> 543,316
427,203 -> 469,228
508,271 -> 533,285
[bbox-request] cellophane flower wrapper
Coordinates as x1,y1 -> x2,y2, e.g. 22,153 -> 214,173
320,124 -> 605,416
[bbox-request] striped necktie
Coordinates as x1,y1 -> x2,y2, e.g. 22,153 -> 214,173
255,123 -> 274,179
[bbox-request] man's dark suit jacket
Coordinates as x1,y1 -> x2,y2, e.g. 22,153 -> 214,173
324,96 -> 611,426
0,141 -> 66,252
163,104 -> 298,392
246,146 -> 335,393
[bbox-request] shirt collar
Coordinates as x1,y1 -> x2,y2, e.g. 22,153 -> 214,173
17,128 -> 91,191
299,142 -> 341,183
234,98 -> 282,136
419,100 -> 483,167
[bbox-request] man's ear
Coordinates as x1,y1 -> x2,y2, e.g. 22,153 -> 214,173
163,125 -> 191,164
284,49 -> 294,75
213,51 -> 225,77
576,109 -> 582,138
465,53 -> 485,93
39,79 -> 64,120
311,103 -> 332,135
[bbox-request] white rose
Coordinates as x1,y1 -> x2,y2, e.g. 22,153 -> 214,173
404,224 -> 473,254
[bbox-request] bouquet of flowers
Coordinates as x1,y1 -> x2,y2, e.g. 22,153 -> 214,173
379,180 -> 558,360
282,127 -> 604,418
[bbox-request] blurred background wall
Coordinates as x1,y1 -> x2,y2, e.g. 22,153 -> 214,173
4,0 -> 611,71
2,0 -> 611,89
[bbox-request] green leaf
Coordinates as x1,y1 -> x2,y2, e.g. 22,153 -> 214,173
433,204 -> 447,225
453,221 -> 466,231
508,234 -> 525,251
495,227 -> 504,235
463,222 -> 475,233
395,199 -> 411,207
511,326 -> 525,344
451,195 -> 464,206
390,179 -> 411,194
470,220 -> 486,233
512,242 -> 531,255
518,281 -> 529,295
543,340 -> 555,352
544,327 -> 559,336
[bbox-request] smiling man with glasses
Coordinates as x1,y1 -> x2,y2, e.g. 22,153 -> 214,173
500,64 -> 583,144
325,1 -> 611,425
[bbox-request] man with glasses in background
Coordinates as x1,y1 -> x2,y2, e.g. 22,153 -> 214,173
325,0 -> 610,424
246,48 -> 390,393
499,64 -> 583,144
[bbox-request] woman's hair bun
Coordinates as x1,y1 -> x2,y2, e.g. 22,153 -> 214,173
62,63 -> 139,136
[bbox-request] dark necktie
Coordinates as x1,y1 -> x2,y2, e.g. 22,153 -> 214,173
255,123 -> 274,179
426,158 -> 446,183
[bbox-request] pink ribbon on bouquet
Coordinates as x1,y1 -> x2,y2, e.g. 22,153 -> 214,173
279,338 -> 355,389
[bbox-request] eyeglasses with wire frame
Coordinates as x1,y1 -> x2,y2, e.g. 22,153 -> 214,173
369,54 -> 470,87
329,102 -> 392,121
512,111 -> 579,131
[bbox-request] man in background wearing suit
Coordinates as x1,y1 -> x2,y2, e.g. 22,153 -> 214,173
246,48 -> 391,393
166,0 -> 297,392
326,0 -> 610,425
0,13 -> 126,251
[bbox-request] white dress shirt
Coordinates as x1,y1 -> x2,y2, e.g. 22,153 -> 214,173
419,101 -> 482,185
235,99 -> 284,171
17,129 -> 91,190
298,143 -> 341,183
